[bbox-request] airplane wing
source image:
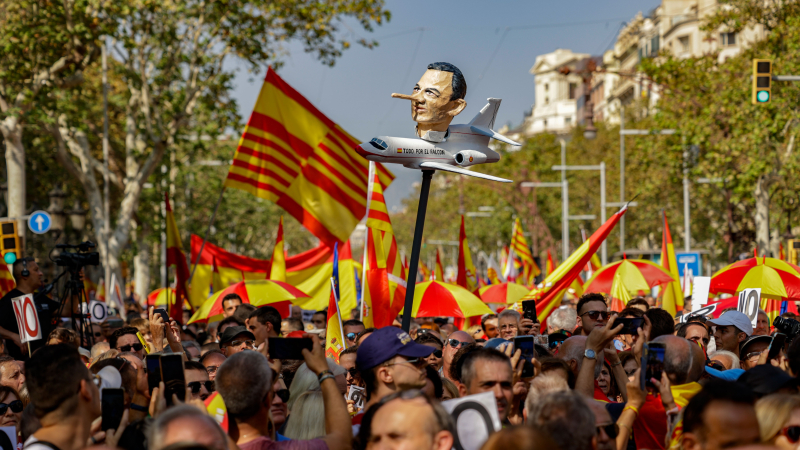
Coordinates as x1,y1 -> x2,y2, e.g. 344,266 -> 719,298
470,125 -> 522,146
418,162 -> 512,183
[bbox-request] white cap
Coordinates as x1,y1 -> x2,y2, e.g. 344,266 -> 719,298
708,310 -> 753,336
96,365 -> 122,399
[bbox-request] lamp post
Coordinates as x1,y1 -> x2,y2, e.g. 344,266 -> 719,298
68,201 -> 87,241
47,185 -> 67,235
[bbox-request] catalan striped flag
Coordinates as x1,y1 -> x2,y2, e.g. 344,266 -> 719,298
361,163 -> 406,329
434,249 -> 445,282
326,244 -> 346,363
224,68 -> 394,247
523,206 -> 627,325
165,193 -> 190,320
457,216 -> 480,295
0,263 -> 15,298
511,218 -> 541,285
270,217 -> 286,282
660,211 -> 684,315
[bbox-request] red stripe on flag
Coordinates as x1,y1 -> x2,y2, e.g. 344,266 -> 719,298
368,210 -> 392,224
276,196 -> 343,247
239,133 -> 302,168
229,159 -> 293,187
245,112 -> 315,159
225,172 -> 286,196
313,143 -> 368,199
299,164 -> 366,219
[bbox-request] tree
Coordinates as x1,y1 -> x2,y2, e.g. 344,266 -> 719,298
16,0 -> 389,288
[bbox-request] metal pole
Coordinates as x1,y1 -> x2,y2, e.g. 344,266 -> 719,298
683,173 -> 691,253
619,107 -> 626,253
401,170 -> 434,332
560,139 -> 568,261
102,42 -> 111,296
600,162 -> 607,265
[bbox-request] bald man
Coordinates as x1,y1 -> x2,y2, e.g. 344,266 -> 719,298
442,331 -> 475,381
149,405 -> 228,450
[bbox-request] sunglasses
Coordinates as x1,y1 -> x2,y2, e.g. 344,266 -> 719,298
346,333 -> 358,341
548,340 -> 565,349
118,343 -> 143,352
0,400 -> 23,415
431,350 -> 443,358
347,368 -> 359,378
206,365 -> 219,375
447,339 -> 467,348
581,310 -> 611,320
275,389 -> 290,403
385,358 -> 424,369
597,423 -> 619,439
187,381 -> 215,394
782,426 -> 800,443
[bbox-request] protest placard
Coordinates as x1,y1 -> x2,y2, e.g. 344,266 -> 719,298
442,391 -> 501,450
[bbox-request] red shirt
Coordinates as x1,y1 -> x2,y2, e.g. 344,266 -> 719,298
632,394 -> 667,450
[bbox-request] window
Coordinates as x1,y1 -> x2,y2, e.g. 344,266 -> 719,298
545,97 -> 549,105
651,36 -> 660,55
678,36 -> 691,53
545,83 -> 549,91
720,32 -> 737,47
543,119 -> 548,129
565,117 -> 572,125
569,83 -> 577,100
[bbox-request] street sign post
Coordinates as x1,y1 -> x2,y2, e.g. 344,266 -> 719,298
27,211 -> 52,235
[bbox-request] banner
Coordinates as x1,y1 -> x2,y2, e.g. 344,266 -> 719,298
11,294 -> 42,343
442,392 -> 502,450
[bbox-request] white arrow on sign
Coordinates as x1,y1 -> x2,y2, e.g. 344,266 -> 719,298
34,215 -> 45,231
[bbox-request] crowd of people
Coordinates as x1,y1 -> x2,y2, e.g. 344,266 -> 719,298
2,257 -> 800,450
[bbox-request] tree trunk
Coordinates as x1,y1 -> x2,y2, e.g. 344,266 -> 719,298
134,223 -> 151,302
754,175 -> 771,256
1,118 -> 25,244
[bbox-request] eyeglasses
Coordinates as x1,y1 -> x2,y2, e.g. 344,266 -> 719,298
384,358 -> 424,370
187,381 -> 215,394
431,350 -> 443,358
447,339 -> 467,348
206,365 -> 219,375
275,389 -> 290,403
228,339 -> 254,348
0,400 -> 23,415
781,426 -> 800,443
346,333 -> 358,341
549,340 -> 565,349
745,351 -> 763,361
347,367 -> 359,378
580,311 -> 611,320
118,343 -> 144,352
597,423 -> 619,439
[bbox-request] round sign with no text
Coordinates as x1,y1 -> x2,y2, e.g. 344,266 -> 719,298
27,211 -> 52,235
22,296 -> 40,339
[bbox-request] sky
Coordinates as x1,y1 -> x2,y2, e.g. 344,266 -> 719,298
228,0 -> 659,211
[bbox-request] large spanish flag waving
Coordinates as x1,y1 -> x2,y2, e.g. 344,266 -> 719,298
165,193 -> 190,320
660,211 -> 684,315
361,163 -> 406,329
224,68 -> 394,247
523,206 -> 627,325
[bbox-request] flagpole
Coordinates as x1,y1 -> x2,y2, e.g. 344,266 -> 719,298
189,186 -> 226,283
401,170 -> 434,332
361,163 -> 375,321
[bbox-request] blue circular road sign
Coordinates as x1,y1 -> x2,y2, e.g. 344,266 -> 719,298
28,211 -> 52,234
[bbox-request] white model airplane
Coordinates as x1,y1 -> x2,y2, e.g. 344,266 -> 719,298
355,98 -> 520,183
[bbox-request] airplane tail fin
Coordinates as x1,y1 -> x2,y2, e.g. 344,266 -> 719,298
468,98 -> 502,129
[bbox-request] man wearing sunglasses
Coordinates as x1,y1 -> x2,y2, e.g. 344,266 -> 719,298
111,326 -> 146,360
219,326 -> 256,357
576,293 -> 611,336
441,331 -> 474,382
681,380 -> 760,450
356,327 -> 435,414
185,361 -> 214,401
586,397 -> 618,450
343,319 -> 365,347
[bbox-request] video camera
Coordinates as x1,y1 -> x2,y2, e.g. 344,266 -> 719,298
54,241 -> 100,269
773,316 -> 800,341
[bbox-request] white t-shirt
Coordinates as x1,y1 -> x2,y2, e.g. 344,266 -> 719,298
23,436 -> 60,450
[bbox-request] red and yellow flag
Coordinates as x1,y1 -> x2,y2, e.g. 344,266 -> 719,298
326,279 -> 345,363
660,211 -> 684,315
419,260 -> 431,282
270,217 -> 287,282
546,250 -> 556,276
224,68 -> 394,247
165,193 -> 190,320
780,243 -> 786,261
511,218 -> 541,285
523,206 -> 627,325
0,263 -> 15,298
434,249 -> 445,282
361,163 -> 406,329
457,216 -> 480,295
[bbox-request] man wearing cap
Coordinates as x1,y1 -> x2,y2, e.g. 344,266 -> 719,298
738,334 -> 772,370
219,325 -> 255,357
356,326 -> 434,415
708,311 -> 752,358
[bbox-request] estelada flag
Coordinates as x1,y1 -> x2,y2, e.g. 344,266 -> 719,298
523,206 -> 627,325
270,216 -> 286,282
456,216 -> 480,295
165,193 -> 190,320
326,244 -> 346,363
361,163 -> 406,329
660,211 -> 684,315
224,68 -> 394,247
0,263 -> 15,298
434,249 -> 445,282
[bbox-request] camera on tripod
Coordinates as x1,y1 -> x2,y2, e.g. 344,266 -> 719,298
54,241 -> 100,270
773,316 -> 800,341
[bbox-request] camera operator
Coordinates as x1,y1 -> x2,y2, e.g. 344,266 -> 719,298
0,258 -> 75,360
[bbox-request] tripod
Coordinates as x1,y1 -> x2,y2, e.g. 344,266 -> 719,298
54,268 -> 93,348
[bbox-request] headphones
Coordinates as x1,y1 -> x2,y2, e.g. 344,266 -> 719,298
21,259 -> 29,277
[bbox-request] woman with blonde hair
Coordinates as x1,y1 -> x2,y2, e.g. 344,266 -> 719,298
282,391 -> 325,440
755,394 -> 800,449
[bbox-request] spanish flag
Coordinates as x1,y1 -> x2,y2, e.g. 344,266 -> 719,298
361,163 -> 406,329
456,216 -> 480,295
419,260 -> 432,282
434,249 -> 445,282
270,217 -> 287,282
660,211 -> 684,315
326,244 -> 346,363
165,193 -> 190,320
523,206 -> 627,325
0,263 -> 15,298
546,250 -> 556,276
224,68 -> 394,247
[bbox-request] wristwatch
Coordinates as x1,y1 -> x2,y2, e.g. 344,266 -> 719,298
584,348 -> 596,359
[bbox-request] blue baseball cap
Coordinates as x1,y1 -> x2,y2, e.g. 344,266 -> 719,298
704,366 -> 745,381
484,338 -> 510,349
356,326 -> 435,370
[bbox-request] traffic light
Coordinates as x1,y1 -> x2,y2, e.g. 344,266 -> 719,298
791,239 -> 800,266
0,221 -> 21,264
752,59 -> 772,104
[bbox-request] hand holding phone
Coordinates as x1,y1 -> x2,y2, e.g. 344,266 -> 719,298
513,336 -> 536,378
640,342 -> 666,392
268,338 -> 314,360
617,317 -> 645,335
160,353 -> 185,406
102,388 -> 125,430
